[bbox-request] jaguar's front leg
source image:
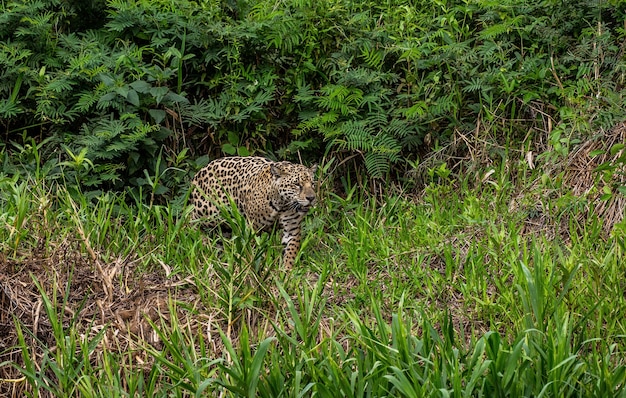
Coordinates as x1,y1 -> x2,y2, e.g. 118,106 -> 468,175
279,212 -> 305,271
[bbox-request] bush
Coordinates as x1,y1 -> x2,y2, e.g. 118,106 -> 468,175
1,0 -> 625,191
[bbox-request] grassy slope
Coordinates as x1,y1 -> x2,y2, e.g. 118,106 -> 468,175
1,164 -> 625,397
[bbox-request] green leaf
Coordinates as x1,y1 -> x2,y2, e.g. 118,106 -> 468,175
610,144 -> 625,156
594,163 -> 614,172
589,149 -> 605,157
384,367 -> 420,398
222,143 -> 236,155
166,46 -> 182,59
149,109 -> 166,124
126,89 -> 140,107
150,87 -> 169,104
99,73 -> 115,86
163,92 -> 189,104
237,146 -> 250,156
227,131 -> 240,146
247,336 -> 275,397
115,85 -> 129,98
130,80 -> 151,94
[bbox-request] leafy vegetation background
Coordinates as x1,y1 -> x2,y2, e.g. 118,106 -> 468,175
2,0 -> 624,191
2,0 -> 626,396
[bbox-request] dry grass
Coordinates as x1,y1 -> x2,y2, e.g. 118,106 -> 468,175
562,122 -> 626,232
0,241 -> 208,396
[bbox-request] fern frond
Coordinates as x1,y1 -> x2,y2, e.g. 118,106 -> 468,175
267,17 -> 303,53
372,133 -> 401,160
180,98 -> 226,127
341,120 -> 373,151
360,45 -> 385,69
295,111 -> 339,135
364,152 -> 389,178
294,84 -> 316,104
45,77 -> 75,93
317,85 -> 362,115
94,118 -> 126,140
401,101 -> 427,119
462,77 -> 487,93
75,89 -> 102,113
105,140 -> 136,154
429,93 -> 458,117
365,112 -> 388,129
384,119 -> 412,138
480,23 -> 511,40
0,99 -> 22,118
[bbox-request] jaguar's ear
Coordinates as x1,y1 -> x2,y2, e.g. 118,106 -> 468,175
309,164 -> 318,178
270,164 -> 283,179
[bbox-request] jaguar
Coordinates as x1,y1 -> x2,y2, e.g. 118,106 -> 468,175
190,156 -> 317,270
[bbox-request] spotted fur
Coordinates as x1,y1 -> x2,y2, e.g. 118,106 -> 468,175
190,156 -> 317,270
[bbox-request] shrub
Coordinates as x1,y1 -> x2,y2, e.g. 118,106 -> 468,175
1,0 -> 625,189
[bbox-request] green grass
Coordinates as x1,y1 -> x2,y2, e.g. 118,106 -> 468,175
1,168 -> 626,397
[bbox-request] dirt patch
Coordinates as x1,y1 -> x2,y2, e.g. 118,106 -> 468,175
510,122 -> 626,239
0,239 -> 207,396
561,122 -> 626,233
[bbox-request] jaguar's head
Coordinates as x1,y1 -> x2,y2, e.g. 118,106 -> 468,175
270,162 -> 317,212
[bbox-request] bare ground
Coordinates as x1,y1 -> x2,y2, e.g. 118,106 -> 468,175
0,238 -> 207,396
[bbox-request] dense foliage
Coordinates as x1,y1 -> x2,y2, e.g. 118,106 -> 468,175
2,1 -> 626,396
1,0 -> 625,195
